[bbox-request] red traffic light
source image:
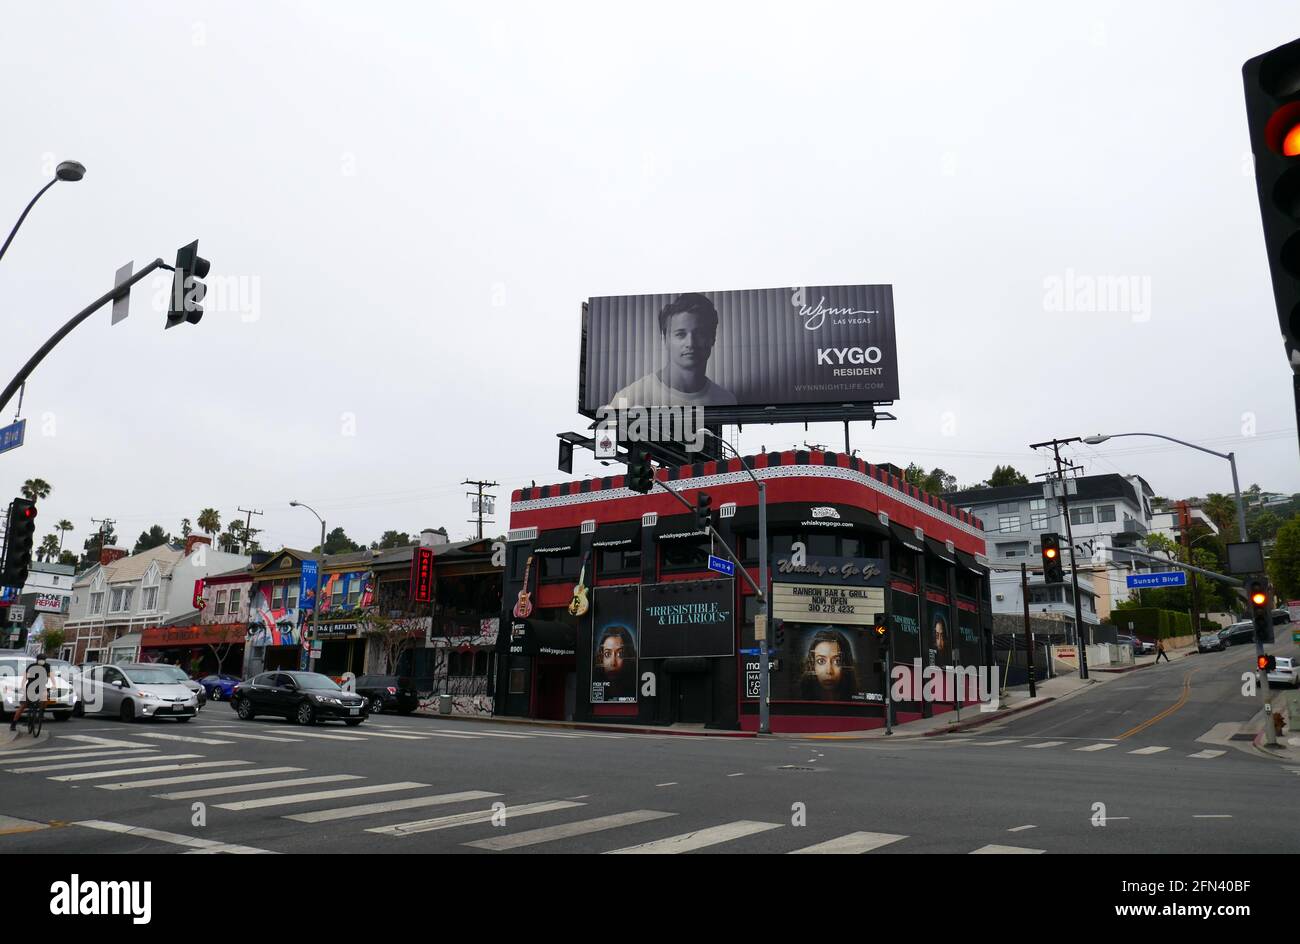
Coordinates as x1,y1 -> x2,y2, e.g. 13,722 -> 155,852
1258,654 -> 1276,672
1044,547 -> 1057,559
1285,122 -> 1300,157
20,506 -> 34,519
1250,590 -> 1268,607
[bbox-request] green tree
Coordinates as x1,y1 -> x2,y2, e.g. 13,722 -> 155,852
1248,510 -> 1282,544
20,478 -> 52,502
80,523 -> 118,568
371,531 -> 413,550
987,465 -> 1030,487
1142,532 -> 1178,556
180,518 -> 193,540
1200,493 -> 1237,537
1268,515 -> 1300,601
318,527 -> 361,555
903,464 -> 956,495
37,533 -> 60,562
197,508 -> 221,543
133,525 -> 171,554
56,519 -> 73,552
36,626 -> 65,657
57,551 -> 78,567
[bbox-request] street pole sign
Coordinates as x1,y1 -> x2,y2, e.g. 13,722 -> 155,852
0,419 -> 25,455
110,261 -> 134,325
707,554 -> 735,577
1126,571 -> 1188,589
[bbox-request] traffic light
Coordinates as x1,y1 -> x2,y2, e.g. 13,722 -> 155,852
1258,654 -> 1277,673
625,446 -> 655,494
873,612 -> 890,650
773,619 -> 786,650
1243,39 -> 1300,370
1040,533 -> 1064,584
0,498 -> 37,588
695,491 -> 713,532
166,239 -> 211,328
1247,578 -> 1275,644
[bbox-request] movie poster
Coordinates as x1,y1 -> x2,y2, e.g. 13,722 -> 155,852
591,586 -> 639,704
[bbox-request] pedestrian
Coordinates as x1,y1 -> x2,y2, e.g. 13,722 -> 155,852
1155,638 -> 1170,663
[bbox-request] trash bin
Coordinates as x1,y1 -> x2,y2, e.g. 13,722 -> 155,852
438,694 -> 452,715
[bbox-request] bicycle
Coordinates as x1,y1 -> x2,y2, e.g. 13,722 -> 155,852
23,699 -> 45,739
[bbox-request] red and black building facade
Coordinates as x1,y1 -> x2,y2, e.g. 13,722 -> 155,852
496,449 -> 991,733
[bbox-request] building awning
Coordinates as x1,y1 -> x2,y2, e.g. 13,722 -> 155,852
889,522 -> 926,554
501,618 -> 576,657
730,503 -> 890,536
590,520 -> 641,550
654,516 -> 710,543
925,537 -> 957,567
531,528 -> 580,556
955,549 -> 987,576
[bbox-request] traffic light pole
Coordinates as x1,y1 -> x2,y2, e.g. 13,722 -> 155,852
1030,437 -> 1089,680
0,258 -> 170,417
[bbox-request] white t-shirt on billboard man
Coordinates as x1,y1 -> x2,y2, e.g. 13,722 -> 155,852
607,293 -> 738,409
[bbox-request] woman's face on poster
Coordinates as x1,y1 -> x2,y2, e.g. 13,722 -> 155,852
598,635 -> 627,675
812,640 -> 845,690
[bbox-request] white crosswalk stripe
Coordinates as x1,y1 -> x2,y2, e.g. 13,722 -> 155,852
52,760 -> 252,782
98,767 -> 308,791
156,775 -> 362,800
131,732 -> 235,745
214,782 -> 427,811
970,844 -> 1045,854
1023,741 -> 1066,749
1128,746 -> 1169,755
261,730 -> 365,742
54,735 -> 148,748
429,729 -> 531,740
286,790 -> 502,823
1075,743 -> 1116,752
788,831 -> 908,854
464,810 -> 676,850
328,729 -> 429,741
1188,749 -> 1226,759
7,752 -> 199,773
2,747 -> 158,765
972,739 -> 1020,746
74,819 -> 274,854
219,731 -> 303,743
605,820 -> 782,854
368,800 -> 584,836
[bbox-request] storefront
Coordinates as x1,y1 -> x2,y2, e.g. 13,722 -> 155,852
497,449 -> 991,733
140,623 -> 246,677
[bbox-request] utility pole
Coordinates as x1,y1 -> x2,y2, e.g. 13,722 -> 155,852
236,507 -> 263,554
1029,436 -> 1090,681
463,480 -> 498,540
89,516 -> 115,564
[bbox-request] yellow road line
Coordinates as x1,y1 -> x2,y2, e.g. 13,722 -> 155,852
1117,669 -> 1199,740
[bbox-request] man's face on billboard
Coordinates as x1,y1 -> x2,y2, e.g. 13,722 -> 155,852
663,311 -> 716,372
935,622 -> 947,651
813,640 -> 844,689
598,635 -> 626,674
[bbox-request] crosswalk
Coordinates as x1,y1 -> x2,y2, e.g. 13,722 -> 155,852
929,736 -> 1234,759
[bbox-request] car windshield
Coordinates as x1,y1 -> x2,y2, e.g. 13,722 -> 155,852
127,667 -> 191,685
153,666 -> 190,681
287,672 -> 342,691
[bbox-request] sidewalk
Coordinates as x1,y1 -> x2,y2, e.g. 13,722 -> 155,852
0,727 -> 52,753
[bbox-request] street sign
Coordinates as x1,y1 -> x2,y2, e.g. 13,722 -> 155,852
0,419 -> 26,455
8,605 -> 25,622
739,647 -> 760,656
111,261 -> 134,325
1126,571 -> 1188,589
707,555 -> 735,577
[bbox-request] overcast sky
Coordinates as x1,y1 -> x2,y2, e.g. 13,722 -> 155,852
1,1 -> 1297,556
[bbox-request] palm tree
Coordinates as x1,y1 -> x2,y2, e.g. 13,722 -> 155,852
21,478 -> 52,502
197,508 -> 221,542
180,518 -> 192,539
56,519 -> 73,551
38,533 -> 59,563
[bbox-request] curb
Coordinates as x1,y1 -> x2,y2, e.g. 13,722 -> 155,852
0,730 -> 53,754
1250,729 -> 1300,762
922,697 -> 1058,736
410,710 -> 757,738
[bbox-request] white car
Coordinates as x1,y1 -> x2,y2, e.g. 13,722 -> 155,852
76,662 -> 200,722
1267,656 -> 1299,688
0,655 -> 77,721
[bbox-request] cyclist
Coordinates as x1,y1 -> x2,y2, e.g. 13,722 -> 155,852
9,653 -> 50,733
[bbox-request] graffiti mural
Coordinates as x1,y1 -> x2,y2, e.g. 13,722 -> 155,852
247,585 -> 304,648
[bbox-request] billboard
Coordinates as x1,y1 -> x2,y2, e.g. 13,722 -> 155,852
580,285 -> 899,423
592,586 -> 640,704
640,580 -> 734,658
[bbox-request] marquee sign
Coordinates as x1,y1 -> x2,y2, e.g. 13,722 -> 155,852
772,583 -> 885,626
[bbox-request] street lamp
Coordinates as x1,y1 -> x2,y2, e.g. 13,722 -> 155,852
0,161 -> 86,264
700,430 -> 770,735
290,500 -> 325,672
1082,433 -> 1248,543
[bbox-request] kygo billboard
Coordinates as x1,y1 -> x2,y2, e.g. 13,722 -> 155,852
579,285 -> 899,423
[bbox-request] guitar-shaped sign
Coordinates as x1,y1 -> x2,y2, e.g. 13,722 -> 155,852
568,551 -> 592,617
512,555 -> 535,619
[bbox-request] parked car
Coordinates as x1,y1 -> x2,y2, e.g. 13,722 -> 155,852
231,671 -> 368,726
1265,655 -> 1298,687
199,673 -> 242,701
1135,639 -> 1156,655
1219,622 -> 1256,648
1197,630 -> 1226,653
0,655 -> 77,721
77,663 -> 200,722
1116,634 -> 1137,651
151,664 -> 207,709
354,675 -> 420,715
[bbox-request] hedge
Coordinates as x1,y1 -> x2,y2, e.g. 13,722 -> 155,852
1105,607 -> 1192,639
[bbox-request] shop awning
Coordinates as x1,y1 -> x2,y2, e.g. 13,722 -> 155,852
955,549 -> 987,576
590,520 -> 641,550
925,536 -> 958,567
654,515 -> 710,543
730,503 -> 890,536
501,618 -> 576,657
889,522 -> 926,554
531,528 -> 580,556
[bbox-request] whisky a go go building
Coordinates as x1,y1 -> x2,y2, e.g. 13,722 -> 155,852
494,286 -> 994,733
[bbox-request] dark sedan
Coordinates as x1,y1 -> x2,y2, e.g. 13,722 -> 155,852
1219,622 -> 1256,648
354,675 -> 420,715
231,671 -> 369,726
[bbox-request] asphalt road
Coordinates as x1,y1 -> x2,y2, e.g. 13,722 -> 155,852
0,646 -> 1296,855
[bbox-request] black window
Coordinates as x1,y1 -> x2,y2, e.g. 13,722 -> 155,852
891,541 -> 918,581
597,548 -> 641,575
804,534 -> 838,557
539,555 -> 581,582
660,539 -> 711,572
509,549 -> 530,582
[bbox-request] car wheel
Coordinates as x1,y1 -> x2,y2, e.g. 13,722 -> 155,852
52,711 -> 71,722
119,700 -> 135,723
344,718 -> 364,727
235,697 -> 255,720
72,702 -> 84,718
295,701 -> 315,726
369,697 -> 383,714
177,716 -> 193,723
